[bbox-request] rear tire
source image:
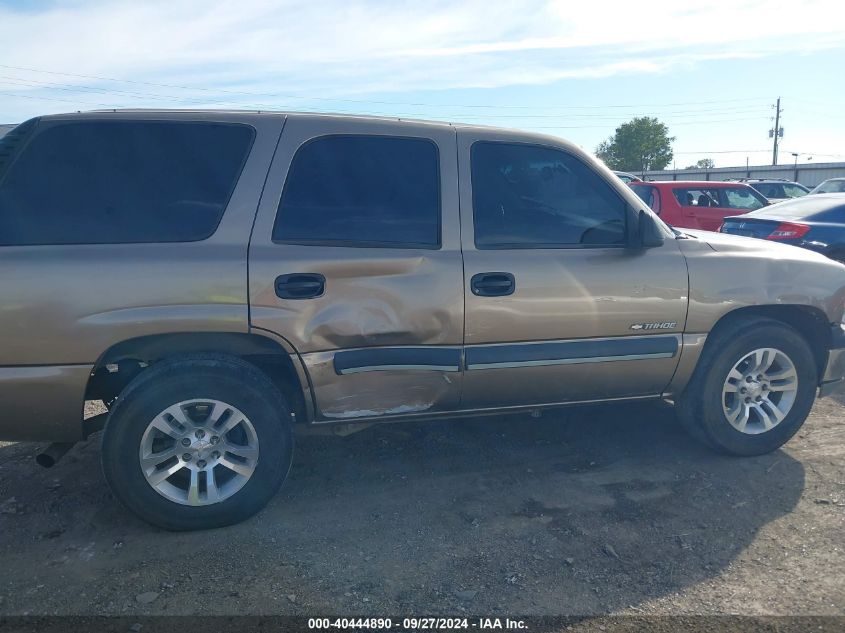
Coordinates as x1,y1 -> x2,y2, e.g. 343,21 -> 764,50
102,355 -> 293,530
676,317 -> 817,456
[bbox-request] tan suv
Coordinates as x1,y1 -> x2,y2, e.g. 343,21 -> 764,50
2,111 -> 844,530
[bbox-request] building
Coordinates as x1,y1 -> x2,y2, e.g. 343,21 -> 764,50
640,162 -> 845,188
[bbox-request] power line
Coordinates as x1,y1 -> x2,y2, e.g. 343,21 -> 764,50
0,77 -> 771,118
0,63 -> 774,111
0,91 -> 771,130
669,149 -> 771,154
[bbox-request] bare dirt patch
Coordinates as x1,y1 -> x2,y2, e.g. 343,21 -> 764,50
0,399 -> 843,616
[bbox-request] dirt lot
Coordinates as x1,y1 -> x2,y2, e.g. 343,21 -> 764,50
0,396 -> 843,617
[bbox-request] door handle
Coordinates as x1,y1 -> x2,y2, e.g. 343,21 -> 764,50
471,272 -> 515,297
275,273 -> 326,299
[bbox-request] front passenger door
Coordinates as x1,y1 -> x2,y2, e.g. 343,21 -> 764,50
458,132 -> 689,409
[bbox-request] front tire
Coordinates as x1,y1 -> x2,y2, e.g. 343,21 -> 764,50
102,355 -> 293,530
676,317 -> 817,456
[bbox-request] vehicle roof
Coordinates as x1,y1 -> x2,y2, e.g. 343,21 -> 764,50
25,109 -> 594,162
742,179 -> 803,184
630,180 -> 754,188
741,193 -> 845,219
31,108 -> 519,136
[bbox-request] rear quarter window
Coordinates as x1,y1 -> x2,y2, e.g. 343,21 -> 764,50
0,120 -> 254,245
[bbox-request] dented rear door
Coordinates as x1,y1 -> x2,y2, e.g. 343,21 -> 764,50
248,115 -> 463,422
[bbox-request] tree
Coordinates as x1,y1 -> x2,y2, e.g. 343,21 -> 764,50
685,158 -> 715,169
595,117 -> 675,172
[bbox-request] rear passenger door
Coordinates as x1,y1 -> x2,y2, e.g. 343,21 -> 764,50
458,130 -> 688,409
248,117 -> 464,422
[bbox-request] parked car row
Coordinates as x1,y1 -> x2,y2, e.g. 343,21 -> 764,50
628,180 -> 768,231
617,170 -> 845,204
627,177 -> 845,264
732,179 -> 809,203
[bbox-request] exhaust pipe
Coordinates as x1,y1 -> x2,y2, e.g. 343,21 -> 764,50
36,442 -> 75,468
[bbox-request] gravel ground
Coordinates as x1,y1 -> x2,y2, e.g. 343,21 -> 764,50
0,397 -> 842,617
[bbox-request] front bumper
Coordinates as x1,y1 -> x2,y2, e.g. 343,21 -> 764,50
819,324 -> 845,397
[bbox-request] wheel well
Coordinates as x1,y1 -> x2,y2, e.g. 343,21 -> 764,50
85,332 -> 310,424
709,305 -> 831,378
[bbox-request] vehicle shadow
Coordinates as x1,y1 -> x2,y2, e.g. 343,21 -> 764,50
0,400 -> 805,616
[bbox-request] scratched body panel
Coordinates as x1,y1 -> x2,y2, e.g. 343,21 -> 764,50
248,114 -> 463,419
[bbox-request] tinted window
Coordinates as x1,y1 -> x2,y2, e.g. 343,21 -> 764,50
0,118 -> 38,182
629,184 -> 661,214
0,120 -> 254,245
752,183 -> 782,198
273,136 -> 440,248
471,142 -> 626,248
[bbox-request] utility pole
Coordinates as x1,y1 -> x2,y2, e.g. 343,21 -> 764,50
771,97 -> 783,165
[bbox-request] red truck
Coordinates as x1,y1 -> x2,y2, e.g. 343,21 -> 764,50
629,180 -> 769,231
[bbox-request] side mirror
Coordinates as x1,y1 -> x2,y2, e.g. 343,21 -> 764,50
637,210 -> 665,248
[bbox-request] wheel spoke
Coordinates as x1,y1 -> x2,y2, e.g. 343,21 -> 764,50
146,459 -> 185,486
767,367 -> 798,391
140,447 -> 178,471
724,381 -> 739,393
187,469 -> 201,506
754,349 -> 776,373
726,401 -> 750,432
149,417 -> 183,440
728,368 -> 744,382
162,404 -> 191,429
766,367 -> 796,381
216,413 -> 244,436
206,402 -> 231,427
205,468 -> 221,504
759,398 -> 786,428
768,379 -> 797,392
223,442 -> 258,461
219,456 -> 254,478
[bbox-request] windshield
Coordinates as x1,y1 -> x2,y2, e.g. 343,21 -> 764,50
782,183 -> 808,197
814,180 -> 845,194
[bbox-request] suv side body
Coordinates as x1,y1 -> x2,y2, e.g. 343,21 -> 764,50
2,111 -> 845,529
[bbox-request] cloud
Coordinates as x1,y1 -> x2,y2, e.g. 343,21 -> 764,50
0,0 -> 843,117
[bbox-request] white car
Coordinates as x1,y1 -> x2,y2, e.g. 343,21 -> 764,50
810,178 -> 845,195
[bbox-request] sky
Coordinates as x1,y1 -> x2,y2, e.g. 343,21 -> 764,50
1,0 -> 844,169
